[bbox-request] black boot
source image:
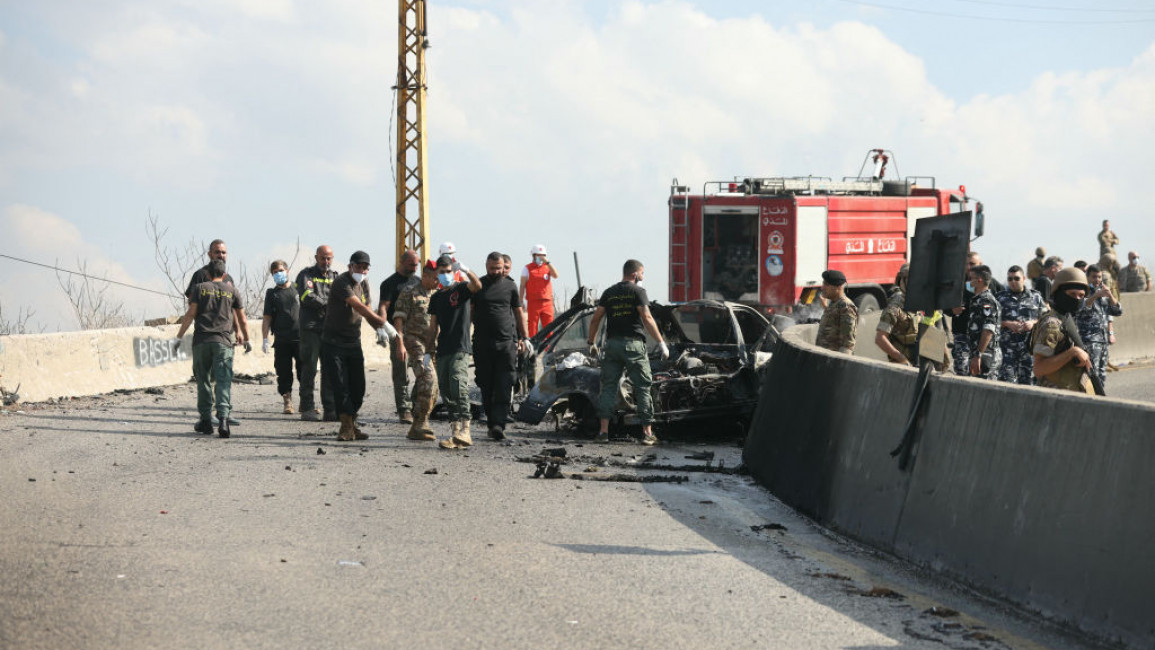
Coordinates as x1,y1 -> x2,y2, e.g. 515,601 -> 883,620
218,418 -> 231,438
194,419 -> 213,435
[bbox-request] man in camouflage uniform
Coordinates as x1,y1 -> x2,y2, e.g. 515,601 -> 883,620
1098,220 -> 1119,258
392,260 -> 441,441
995,265 -> 1045,384
1076,265 -> 1123,389
965,264 -> 1001,379
875,264 -> 918,366
1032,267 -> 1095,393
1026,247 -> 1046,281
1117,250 -> 1153,292
815,270 -> 858,354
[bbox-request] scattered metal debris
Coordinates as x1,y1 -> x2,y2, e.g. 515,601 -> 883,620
750,523 -> 787,533
853,586 -> 904,599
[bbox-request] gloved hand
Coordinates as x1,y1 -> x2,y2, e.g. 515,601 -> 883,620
262,338 -> 270,354
243,340 -> 253,354
521,339 -> 534,356
422,353 -> 432,372
458,263 -> 470,275
587,343 -> 599,358
658,341 -> 670,359
376,322 -> 398,346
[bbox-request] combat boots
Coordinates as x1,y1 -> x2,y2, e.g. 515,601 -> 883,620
407,415 -> 436,441
438,420 -> 472,449
337,414 -> 356,441
352,416 -> 368,441
282,394 -> 294,414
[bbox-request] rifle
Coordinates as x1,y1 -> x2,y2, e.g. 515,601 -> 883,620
1059,314 -> 1107,396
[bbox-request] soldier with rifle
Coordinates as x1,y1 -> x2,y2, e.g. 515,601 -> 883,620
1030,267 -> 1105,395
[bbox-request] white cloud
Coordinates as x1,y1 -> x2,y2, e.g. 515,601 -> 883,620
0,204 -> 172,329
0,0 -> 1152,323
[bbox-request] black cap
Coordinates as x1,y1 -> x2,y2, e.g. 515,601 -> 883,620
821,269 -> 847,286
349,250 -> 371,265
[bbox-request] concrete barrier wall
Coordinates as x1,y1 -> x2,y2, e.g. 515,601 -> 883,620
0,322 -> 390,403
744,327 -> 1155,648
1113,292 -> 1155,363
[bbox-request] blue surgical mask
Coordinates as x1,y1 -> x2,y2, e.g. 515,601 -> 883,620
438,273 -> 453,287
965,281 -> 974,293
272,271 -> 288,285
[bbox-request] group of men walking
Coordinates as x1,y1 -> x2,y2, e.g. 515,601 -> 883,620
176,239 -> 567,448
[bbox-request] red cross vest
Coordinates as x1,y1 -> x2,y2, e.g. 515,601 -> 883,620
523,262 -> 553,302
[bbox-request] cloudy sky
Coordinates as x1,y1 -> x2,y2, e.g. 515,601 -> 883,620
1,0 -> 1153,330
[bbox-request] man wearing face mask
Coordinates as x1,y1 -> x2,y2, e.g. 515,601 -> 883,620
965,265 -> 1002,379
1031,268 -> 1095,393
996,265 -> 1045,385
1076,264 -> 1123,388
587,259 -> 669,446
1117,251 -> 1152,292
438,241 -> 467,283
261,260 -> 301,413
473,252 -> 530,440
520,244 -> 560,337
377,250 -> 421,424
321,251 -> 393,441
295,245 -> 339,422
427,255 -> 483,449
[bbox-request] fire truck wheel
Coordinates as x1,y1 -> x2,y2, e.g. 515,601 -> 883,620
853,292 -> 880,314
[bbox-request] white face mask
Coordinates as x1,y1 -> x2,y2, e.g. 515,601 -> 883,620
351,272 -> 366,283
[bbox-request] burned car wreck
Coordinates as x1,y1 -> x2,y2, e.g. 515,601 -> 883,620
514,294 -> 780,434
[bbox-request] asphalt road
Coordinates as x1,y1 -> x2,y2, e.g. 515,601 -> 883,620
0,365 -> 1134,650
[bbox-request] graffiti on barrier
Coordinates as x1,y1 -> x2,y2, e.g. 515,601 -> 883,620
134,336 -> 190,368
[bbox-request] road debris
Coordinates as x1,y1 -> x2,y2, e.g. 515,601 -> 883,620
853,586 -> 904,599
924,606 -> 959,617
317,447 -> 326,455
337,560 -> 363,567
750,523 -> 787,533
423,468 -> 438,475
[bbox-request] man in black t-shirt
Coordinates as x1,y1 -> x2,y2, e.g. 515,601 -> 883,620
176,259 -> 249,438
427,255 -> 483,449
586,259 -> 669,446
377,249 -> 421,423
184,239 -> 236,299
471,251 -> 529,440
295,245 -> 339,421
321,251 -> 390,441
262,260 -> 301,414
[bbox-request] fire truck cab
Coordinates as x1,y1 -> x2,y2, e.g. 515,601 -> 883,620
668,151 -> 980,318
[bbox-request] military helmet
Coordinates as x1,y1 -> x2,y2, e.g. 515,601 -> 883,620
894,263 -> 910,288
1035,246 -> 1046,257
1050,267 -> 1090,298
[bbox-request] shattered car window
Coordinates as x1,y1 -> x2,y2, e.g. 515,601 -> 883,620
673,305 -> 734,344
554,312 -> 598,351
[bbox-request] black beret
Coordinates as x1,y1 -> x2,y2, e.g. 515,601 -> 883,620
821,269 -> 847,286
349,250 -> 371,265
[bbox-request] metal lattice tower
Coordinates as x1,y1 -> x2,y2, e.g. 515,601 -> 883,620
395,0 -> 430,264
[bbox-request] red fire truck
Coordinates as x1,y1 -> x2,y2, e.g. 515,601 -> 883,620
668,150 -> 981,317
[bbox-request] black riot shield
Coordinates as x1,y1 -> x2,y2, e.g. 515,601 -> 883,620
906,211 -> 972,314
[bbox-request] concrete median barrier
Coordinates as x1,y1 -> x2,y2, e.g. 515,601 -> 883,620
745,326 -> 1155,648
0,322 -> 391,403
1113,292 -> 1155,364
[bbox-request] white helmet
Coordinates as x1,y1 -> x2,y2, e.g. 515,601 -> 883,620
530,244 -> 547,257
438,241 -> 456,257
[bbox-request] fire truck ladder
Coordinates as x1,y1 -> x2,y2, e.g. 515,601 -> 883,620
741,176 -> 883,195
669,179 -> 691,300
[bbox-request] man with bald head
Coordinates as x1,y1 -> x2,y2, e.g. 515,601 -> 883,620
377,249 -> 421,423
295,245 -> 340,421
